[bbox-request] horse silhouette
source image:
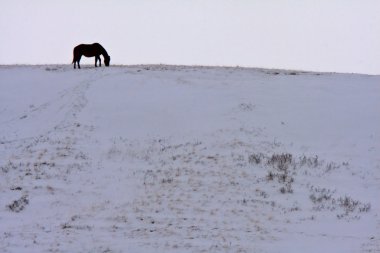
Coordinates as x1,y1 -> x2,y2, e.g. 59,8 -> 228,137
72,43 -> 111,69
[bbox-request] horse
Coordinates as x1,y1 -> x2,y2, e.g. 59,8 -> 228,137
72,43 -> 111,69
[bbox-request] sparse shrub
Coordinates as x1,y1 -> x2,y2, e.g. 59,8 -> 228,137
1,161 -> 18,173
359,203 -> 371,212
309,188 -> 334,203
267,153 -> 293,171
10,186 -> 22,191
299,155 -> 307,166
45,67 -> 58,71
299,155 -> 320,168
309,187 -> 371,218
290,205 -> 300,212
278,173 -> 287,183
325,162 -> 340,173
239,103 -> 255,111
280,183 -> 293,194
266,171 -> 274,181
257,153 -> 296,194
248,153 -> 264,164
61,223 -> 72,229
161,178 -> 174,184
7,195 -> 29,212
256,189 -> 268,198
338,196 -> 359,213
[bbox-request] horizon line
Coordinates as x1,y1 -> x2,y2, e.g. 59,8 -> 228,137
0,63 -> 378,76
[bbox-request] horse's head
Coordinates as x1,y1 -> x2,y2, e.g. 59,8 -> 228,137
104,56 -> 111,67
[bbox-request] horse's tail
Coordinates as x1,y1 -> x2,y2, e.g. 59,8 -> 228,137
72,47 -> 77,64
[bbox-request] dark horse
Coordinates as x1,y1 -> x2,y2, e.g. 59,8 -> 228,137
72,43 -> 110,69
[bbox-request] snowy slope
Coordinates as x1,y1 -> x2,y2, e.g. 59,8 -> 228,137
0,65 -> 379,253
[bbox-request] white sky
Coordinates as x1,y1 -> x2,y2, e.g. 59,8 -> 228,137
1,0 -> 379,74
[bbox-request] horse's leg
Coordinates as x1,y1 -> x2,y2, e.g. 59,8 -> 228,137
77,56 -> 81,69
95,56 -> 101,67
74,60 -> 79,69
95,55 -> 101,67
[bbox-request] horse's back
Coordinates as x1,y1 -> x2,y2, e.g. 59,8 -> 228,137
73,43 -> 101,57
73,44 -> 86,54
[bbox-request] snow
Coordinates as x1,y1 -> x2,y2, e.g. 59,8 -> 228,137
0,65 -> 379,253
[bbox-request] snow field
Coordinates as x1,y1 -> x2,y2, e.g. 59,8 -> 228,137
0,65 -> 379,253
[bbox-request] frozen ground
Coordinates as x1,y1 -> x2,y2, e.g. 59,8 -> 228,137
0,65 -> 379,253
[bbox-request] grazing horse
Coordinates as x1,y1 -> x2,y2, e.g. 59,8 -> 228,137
72,43 -> 111,69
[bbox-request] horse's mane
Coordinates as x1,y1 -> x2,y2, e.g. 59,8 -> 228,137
94,43 -> 109,57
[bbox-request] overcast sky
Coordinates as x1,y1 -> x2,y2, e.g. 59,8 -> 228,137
0,0 -> 379,74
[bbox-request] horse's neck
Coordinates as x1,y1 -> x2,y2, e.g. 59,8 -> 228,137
100,47 -> 109,57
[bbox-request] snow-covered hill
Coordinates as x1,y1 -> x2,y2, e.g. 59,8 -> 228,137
1,65 -> 379,253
